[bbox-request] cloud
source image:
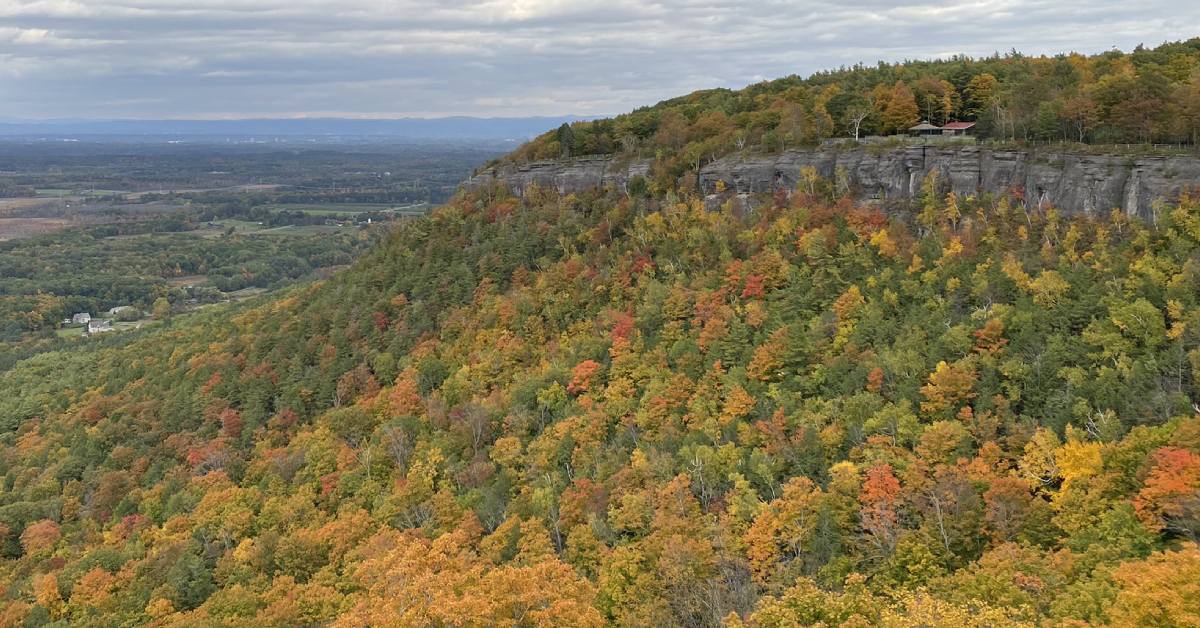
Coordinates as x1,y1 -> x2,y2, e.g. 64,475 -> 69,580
0,0 -> 1196,119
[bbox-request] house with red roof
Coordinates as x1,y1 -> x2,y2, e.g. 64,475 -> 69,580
940,121 -> 976,136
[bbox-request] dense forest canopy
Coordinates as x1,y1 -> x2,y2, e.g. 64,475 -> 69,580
1,171 -> 1199,624
504,39 -> 1200,194
2,42 -> 1200,626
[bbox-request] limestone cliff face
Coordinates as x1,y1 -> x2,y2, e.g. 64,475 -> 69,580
699,145 -> 1200,221
463,155 -> 652,197
467,145 -> 1200,220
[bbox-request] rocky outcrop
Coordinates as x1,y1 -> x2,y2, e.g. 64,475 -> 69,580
702,145 -> 1200,221
467,145 -> 1200,220
463,155 -> 652,197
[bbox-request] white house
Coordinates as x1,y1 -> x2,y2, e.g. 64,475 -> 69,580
86,319 -> 114,335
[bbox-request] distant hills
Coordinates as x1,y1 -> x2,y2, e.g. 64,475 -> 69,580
0,116 -> 592,140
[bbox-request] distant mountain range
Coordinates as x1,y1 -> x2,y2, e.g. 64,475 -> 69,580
0,116 -> 593,140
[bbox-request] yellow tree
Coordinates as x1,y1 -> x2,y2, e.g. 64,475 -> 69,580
881,82 -> 920,134
920,360 -> 978,418
1105,544 -> 1200,627
337,525 -> 603,627
744,476 -> 825,588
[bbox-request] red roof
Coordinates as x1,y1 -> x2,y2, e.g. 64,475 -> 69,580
941,121 -> 976,130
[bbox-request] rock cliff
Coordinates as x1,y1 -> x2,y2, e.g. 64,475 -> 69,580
466,145 -> 1200,220
464,155 -> 652,197
699,145 -> 1200,221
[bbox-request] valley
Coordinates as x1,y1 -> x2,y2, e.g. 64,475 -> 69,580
0,139 -> 506,369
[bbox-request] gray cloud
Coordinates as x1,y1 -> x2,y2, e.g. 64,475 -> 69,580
0,0 -> 1196,119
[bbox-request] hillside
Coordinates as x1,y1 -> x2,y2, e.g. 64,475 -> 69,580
2,52 -> 1200,626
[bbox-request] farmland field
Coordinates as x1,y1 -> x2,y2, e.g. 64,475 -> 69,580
0,217 -> 77,240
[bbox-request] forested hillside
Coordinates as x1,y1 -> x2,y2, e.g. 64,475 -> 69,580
2,41 -> 1200,627
503,39 -> 1200,196
0,151 -> 1199,625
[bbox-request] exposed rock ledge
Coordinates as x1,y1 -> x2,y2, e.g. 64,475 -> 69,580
465,145 -> 1200,221
464,155 -> 652,197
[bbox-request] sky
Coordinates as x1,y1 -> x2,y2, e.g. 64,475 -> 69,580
1,0 -> 1198,120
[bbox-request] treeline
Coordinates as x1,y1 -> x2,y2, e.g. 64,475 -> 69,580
506,39 -> 1200,192
0,173 -> 1198,624
185,184 -> 443,209
197,201 -> 415,228
0,183 -> 35,198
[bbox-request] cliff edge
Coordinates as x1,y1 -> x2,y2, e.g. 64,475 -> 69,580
466,144 -> 1200,221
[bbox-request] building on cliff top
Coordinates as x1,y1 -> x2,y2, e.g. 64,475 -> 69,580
907,121 -> 974,137
908,121 -> 942,136
909,121 -> 976,137
941,121 -> 976,136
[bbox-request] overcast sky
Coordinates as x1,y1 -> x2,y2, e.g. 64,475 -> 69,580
1,0 -> 1197,120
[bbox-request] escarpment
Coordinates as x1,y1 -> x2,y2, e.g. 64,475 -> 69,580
464,154 -> 653,197
466,144 -> 1200,221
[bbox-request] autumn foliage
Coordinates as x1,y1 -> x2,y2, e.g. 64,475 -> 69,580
2,136 -> 1200,626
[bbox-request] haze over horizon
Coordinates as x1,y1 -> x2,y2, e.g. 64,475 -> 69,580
2,1 -> 1199,121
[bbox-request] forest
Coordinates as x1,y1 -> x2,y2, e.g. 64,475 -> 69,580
0,168 -> 1198,625
0,43 -> 1199,627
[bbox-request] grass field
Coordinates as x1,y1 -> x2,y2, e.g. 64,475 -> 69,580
264,202 -> 429,217
227,287 -> 268,300
38,189 -> 131,197
165,275 -> 208,287
0,217 -> 77,240
264,203 -> 391,213
255,224 -> 355,235
0,197 -> 61,213
55,319 -> 162,339
200,220 -> 353,237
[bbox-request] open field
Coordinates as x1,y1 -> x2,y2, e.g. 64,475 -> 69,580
225,287 -> 268,301
264,201 -> 429,216
199,219 -> 348,236
264,202 -> 390,214
0,197 -> 424,241
0,197 -> 62,213
252,224 -> 359,235
97,219 -> 359,241
0,216 -> 78,240
54,319 -> 162,339
165,274 -> 208,287
125,183 -> 282,200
